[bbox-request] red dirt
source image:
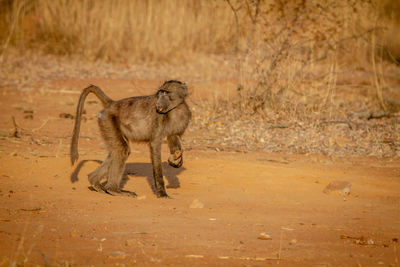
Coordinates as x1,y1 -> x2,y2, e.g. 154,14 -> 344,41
0,79 -> 399,266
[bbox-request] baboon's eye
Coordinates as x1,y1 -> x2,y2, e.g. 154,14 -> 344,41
159,90 -> 169,96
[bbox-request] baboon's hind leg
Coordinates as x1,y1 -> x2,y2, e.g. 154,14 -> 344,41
104,148 -> 137,197
98,115 -> 137,197
87,154 -> 111,194
104,146 -> 137,197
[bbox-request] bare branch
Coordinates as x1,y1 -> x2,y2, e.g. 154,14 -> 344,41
225,0 -> 243,105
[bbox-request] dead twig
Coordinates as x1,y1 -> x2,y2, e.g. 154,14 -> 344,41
371,19 -> 387,111
11,116 -> 21,138
278,230 -> 283,264
268,123 -> 293,129
31,119 -> 50,132
367,111 -> 394,120
41,252 -> 50,267
225,0 -> 243,103
20,207 -> 42,212
319,120 -> 353,130
351,111 -> 394,120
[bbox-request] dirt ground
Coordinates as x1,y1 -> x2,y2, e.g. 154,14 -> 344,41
0,77 -> 400,266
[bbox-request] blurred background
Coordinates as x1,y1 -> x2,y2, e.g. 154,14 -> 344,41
0,0 -> 399,157
1,0 -> 399,62
1,0 -> 400,108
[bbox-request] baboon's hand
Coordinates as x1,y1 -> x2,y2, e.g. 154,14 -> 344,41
168,150 -> 183,168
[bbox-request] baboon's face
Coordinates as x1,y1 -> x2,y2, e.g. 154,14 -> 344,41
155,82 -> 187,114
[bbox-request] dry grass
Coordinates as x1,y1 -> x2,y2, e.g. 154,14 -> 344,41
225,0 -> 400,115
0,0 -> 399,157
1,0 -> 237,61
1,0 -> 399,62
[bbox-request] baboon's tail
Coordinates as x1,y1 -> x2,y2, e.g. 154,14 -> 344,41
70,85 -> 113,165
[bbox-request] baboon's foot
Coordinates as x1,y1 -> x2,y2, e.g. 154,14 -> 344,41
156,189 -> 171,198
168,150 -> 183,168
89,183 -> 107,194
106,189 -> 138,197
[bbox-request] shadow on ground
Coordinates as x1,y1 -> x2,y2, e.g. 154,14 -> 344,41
70,159 -> 185,195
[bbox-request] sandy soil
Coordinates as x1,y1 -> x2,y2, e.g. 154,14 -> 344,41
0,78 -> 399,266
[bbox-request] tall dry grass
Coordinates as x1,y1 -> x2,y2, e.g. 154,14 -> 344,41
223,0 -> 400,116
0,0 -> 399,117
1,0 -> 398,63
0,0 -> 237,61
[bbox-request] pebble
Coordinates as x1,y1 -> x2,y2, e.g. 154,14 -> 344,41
185,255 -> 204,258
323,181 -> 352,195
109,251 -> 128,260
18,87 -> 34,92
189,199 -> 204,209
70,229 -> 79,238
258,232 -> 272,240
125,239 -> 136,247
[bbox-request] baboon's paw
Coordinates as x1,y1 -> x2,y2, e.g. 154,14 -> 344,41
168,151 -> 183,168
156,190 -> 171,198
120,190 -> 138,197
168,157 -> 182,168
106,189 -> 137,197
89,184 -> 107,194
172,150 -> 183,160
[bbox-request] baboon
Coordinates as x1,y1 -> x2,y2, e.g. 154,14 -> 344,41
70,80 -> 191,198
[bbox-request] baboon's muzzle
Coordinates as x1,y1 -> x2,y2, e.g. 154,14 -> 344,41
156,97 -> 169,113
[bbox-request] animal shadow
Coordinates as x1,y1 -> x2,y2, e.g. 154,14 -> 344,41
70,159 -> 184,195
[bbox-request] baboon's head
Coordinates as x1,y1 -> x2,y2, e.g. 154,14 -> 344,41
155,80 -> 188,114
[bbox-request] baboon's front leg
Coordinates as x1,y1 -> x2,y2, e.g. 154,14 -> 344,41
150,139 -> 169,198
167,135 -> 183,168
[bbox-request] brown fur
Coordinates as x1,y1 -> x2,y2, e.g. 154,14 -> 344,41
70,80 -> 191,198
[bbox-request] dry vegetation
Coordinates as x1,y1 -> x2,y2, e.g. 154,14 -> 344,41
0,0 -> 237,61
0,0 -> 399,157
1,3 -> 400,266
